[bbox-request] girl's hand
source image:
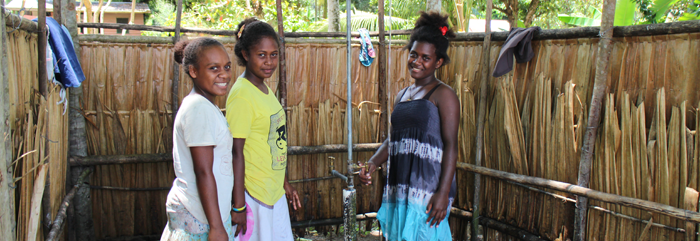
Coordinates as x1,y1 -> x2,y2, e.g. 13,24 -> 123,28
425,192 -> 449,228
230,209 -> 247,237
284,181 -> 301,210
208,225 -> 229,241
358,161 -> 377,185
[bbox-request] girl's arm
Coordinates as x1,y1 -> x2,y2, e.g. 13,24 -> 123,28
191,146 -> 228,241
231,138 -> 247,237
426,86 -> 460,228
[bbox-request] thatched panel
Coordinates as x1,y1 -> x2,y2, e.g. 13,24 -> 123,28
78,32 -> 700,240
6,27 -> 70,241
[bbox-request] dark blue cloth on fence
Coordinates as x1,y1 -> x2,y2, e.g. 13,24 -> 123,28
33,17 -> 85,88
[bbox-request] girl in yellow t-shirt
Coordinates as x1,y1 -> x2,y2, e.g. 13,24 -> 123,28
225,18 -> 301,241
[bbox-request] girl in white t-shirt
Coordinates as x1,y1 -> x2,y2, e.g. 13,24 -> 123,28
161,38 -> 234,241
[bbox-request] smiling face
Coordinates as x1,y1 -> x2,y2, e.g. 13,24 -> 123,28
243,36 -> 279,82
189,45 -> 232,101
407,41 -> 444,81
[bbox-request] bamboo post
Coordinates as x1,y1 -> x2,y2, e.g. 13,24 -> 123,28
377,0 -> 388,141
37,1 -> 54,239
64,0 -> 93,238
472,0 -> 492,240
0,1 -> 17,240
275,0 -> 287,109
455,162 -> 700,222
427,0 -> 441,12
573,0 -> 617,240
171,0 -> 182,121
39,0 -> 48,96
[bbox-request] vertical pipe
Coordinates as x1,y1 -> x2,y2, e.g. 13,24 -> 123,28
0,1 -> 17,240
472,0 -> 492,240
171,0 -> 182,122
573,0 -> 617,240
345,1 -> 356,241
275,0 -> 287,109
377,0 -> 387,141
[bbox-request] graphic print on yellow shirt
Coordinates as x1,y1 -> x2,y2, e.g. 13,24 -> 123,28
226,77 -> 287,206
268,109 -> 287,170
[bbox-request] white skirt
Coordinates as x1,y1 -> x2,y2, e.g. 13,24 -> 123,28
233,191 -> 294,241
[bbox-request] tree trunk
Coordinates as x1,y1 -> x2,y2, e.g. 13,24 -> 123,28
327,0 -> 339,31
92,0 -> 103,29
427,0 -> 441,12
65,0 -> 94,239
523,0 -> 541,27
573,0 -> 618,240
81,0 -> 92,33
0,0 -> 17,239
126,0 -> 136,35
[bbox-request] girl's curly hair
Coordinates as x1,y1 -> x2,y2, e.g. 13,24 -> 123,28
405,11 -> 456,64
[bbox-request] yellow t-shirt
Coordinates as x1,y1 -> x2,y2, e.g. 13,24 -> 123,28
226,77 -> 287,206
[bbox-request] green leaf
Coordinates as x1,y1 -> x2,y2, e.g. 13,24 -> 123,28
614,0 -> 637,26
593,7 -> 603,19
517,20 -> 525,28
558,14 -> 601,26
650,0 -> 681,22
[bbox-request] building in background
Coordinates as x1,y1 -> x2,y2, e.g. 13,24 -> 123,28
5,0 -> 151,36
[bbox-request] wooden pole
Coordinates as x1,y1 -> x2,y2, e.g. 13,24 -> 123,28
69,143 -> 383,166
74,20 -> 700,40
377,0 -> 388,141
171,0 -> 182,122
0,1 -> 17,240
472,0 -> 492,240
275,0 -> 287,109
37,1 -> 54,239
455,162 -> 700,222
38,0 -> 48,97
573,0 -> 617,240
450,208 -> 546,241
46,169 -> 91,241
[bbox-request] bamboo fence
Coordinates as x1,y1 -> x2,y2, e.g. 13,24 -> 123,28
6,27 -> 70,241
67,31 -> 700,240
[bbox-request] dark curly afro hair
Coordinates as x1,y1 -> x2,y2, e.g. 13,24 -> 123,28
173,37 -> 225,78
405,11 -> 456,64
233,18 -> 280,66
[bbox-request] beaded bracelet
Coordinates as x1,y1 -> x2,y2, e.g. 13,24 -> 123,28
232,205 -> 246,213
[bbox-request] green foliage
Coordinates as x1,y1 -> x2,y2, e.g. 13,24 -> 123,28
557,7 -> 601,26
615,0 -> 637,26
679,0 -> 700,20
313,10 -> 413,31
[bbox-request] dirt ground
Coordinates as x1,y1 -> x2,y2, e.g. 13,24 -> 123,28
297,220 -> 384,241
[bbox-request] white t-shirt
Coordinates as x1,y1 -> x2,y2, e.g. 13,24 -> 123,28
167,91 -> 234,224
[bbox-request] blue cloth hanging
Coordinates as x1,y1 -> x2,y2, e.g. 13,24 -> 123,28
33,17 -> 85,88
358,28 -> 375,67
